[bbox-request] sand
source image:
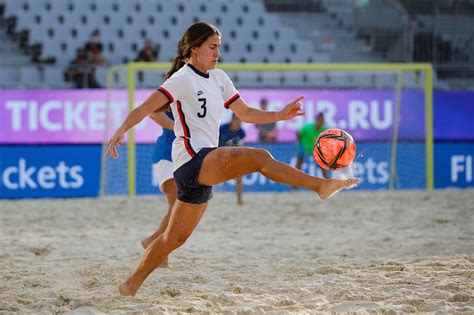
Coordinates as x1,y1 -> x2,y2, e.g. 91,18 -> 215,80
0,189 -> 473,314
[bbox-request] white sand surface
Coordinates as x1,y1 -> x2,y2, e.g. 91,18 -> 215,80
0,189 -> 473,313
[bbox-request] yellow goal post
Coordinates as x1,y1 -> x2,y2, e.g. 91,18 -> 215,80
102,62 -> 433,196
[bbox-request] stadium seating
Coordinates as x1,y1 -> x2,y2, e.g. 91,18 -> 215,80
0,0 -> 465,89
3,0 -> 315,66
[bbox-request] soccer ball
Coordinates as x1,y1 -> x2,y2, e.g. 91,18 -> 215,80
313,128 -> 356,171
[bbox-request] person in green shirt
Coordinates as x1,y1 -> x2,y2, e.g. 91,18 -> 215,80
295,113 -> 330,179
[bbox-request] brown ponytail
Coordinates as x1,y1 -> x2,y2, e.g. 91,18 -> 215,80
164,38 -> 186,81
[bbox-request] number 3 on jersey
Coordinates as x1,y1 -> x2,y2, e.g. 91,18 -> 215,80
197,98 -> 207,118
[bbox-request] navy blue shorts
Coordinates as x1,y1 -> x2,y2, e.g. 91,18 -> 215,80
173,147 -> 217,204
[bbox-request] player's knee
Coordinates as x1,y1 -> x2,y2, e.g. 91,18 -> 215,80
254,148 -> 274,165
163,232 -> 190,250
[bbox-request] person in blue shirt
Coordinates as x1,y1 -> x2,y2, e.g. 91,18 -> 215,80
141,110 -> 175,268
219,114 -> 246,205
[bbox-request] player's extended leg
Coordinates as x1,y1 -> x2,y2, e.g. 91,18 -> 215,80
118,200 -> 207,297
198,147 -> 357,200
141,179 -> 178,267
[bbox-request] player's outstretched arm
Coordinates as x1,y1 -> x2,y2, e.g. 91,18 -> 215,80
230,96 -> 305,124
106,91 -> 170,159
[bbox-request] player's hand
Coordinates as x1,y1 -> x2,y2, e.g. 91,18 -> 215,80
106,129 -> 125,159
278,96 -> 305,120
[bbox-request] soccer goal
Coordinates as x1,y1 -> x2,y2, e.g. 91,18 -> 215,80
100,62 -> 433,196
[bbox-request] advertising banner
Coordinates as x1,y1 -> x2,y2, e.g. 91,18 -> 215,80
0,145 -> 101,198
1,141 -> 472,198
3,89 -> 471,144
434,142 -> 474,188
0,89 -> 161,144
433,91 -> 474,141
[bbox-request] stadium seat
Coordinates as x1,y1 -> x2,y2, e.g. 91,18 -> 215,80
375,72 -> 397,89
41,39 -> 70,65
327,72 -> 352,88
140,71 -> 166,89
48,0 -> 73,13
0,67 -> 20,88
95,67 -> 108,87
19,66 -> 42,88
43,66 -> 69,88
27,25 -> 51,45
232,70 -> 261,88
352,72 -> 374,89
282,72 -> 306,88
4,0 -> 24,18
306,71 -> 328,87
70,0 -> 94,13
260,71 -> 284,87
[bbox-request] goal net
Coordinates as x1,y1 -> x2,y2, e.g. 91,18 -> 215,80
101,62 -> 433,196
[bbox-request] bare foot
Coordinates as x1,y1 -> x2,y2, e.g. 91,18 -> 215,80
317,178 -> 358,200
118,282 -> 137,297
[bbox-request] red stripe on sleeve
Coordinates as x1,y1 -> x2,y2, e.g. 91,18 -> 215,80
158,87 -> 174,103
224,93 -> 240,109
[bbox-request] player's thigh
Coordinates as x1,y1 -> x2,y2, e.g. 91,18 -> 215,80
198,146 -> 271,186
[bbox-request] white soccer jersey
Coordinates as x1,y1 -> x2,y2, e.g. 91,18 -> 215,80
158,64 -> 240,171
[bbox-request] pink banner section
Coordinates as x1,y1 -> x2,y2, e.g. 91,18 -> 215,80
0,89 -> 423,144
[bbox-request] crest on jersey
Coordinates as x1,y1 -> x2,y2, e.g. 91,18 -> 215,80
197,90 -> 204,95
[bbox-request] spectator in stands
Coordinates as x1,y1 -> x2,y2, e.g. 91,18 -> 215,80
256,98 -> 277,143
295,112 -> 330,180
65,48 -> 100,89
84,29 -> 110,66
135,39 -> 159,62
135,39 -> 159,83
219,114 -> 246,205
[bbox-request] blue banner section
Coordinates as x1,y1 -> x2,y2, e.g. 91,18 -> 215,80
434,91 -> 474,141
0,146 -> 100,198
434,143 -> 474,188
1,142 -> 473,198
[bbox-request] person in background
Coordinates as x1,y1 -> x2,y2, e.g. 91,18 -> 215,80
135,39 -> 159,84
219,114 -> 246,205
256,97 -> 277,143
136,39 -> 159,62
295,112 -> 330,180
65,48 -> 100,88
84,29 -> 110,66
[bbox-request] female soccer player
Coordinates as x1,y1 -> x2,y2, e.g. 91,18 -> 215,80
107,22 -> 358,297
